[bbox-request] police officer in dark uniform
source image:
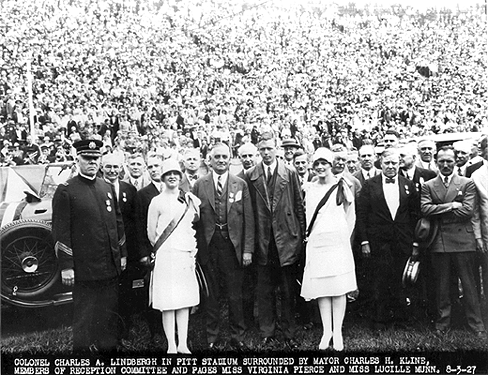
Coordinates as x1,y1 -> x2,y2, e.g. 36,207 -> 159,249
52,139 -> 127,353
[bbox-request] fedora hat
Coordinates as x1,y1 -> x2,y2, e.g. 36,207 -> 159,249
415,217 -> 438,248
402,257 -> 420,287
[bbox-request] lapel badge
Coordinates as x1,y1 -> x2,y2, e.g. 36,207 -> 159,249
122,192 -> 127,202
457,190 -> 463,196
405,185 -> 410,195
107,192 -> 112,200
106,199 -> 111,206
107,206 -> 112,212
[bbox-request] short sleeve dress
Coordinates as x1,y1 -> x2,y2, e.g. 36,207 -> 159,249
147,192 -> 201,311
300,179 -> 357,300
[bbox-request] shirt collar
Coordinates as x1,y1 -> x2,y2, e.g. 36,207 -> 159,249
382,174 -> 397,185
79,172 -> 96,181
213,171 -> 228,187
263,160 -> 277,176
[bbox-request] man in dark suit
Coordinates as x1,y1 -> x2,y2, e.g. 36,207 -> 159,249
421,146 -> 486,338
399,144 -> 437,193
193,143 -> 254,350
134,155 -> 163,339
293,149 -> 314,185
353,145 -> 380,187
244,132 -> 305,349
101,153 -> 139,341
453,141 -> 483,178
52,140 -> 126,352
398,144 -> 437,320
236,142 -> 259,328
180,148 -> 206,192
356,148 -> 420,329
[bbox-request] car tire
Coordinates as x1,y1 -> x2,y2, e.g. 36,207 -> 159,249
1,219 -> 60,299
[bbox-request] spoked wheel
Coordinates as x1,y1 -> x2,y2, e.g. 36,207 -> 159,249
1,219 -> 60,300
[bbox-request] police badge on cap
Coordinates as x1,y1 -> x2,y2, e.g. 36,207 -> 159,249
73,139 -> 103,157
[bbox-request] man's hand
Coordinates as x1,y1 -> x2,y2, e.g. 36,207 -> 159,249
139,256 -> 150,267
476,239 -> 488,254
361,243 -> 371,258
243,253 -> 252,267
452,202 -> 463,210
121,257 -> 127,271
61,269 -> 75,286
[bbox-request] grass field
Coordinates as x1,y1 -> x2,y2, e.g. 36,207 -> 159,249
2,299 -> 487,355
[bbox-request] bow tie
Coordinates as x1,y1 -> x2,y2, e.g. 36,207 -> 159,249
385,178 -> 395,184
190,175 -> 198,181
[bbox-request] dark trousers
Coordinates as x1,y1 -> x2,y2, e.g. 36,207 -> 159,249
257,235 -> 297,339
73,278 -> 119,352
242,262 -> 257,328
432,252 -> 485,333
202,230 -> 245,343
368,243 -> 409,324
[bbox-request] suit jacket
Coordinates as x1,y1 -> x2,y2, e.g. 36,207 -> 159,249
180,173 -> 200,193
400,166 -> 437,194
244,161 -> 305,267
415,159 -> 438,173
193,173 -> 254,267
472,164 -> 488,244
52,176 -> 126,281
466,160 -> 484,178
420,174 -> 477,253
134,182 -> 160,260
118,181 -> 138,262
356,174 -> 420,255
122,173 -> 152,191
352,168 -> 380,187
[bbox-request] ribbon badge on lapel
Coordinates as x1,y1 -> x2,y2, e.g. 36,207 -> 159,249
457,190 -> 463,197
122,192 -> 127,202
106,192 -> 112,212
229,192 -> 235,203
405,185 -> 410,195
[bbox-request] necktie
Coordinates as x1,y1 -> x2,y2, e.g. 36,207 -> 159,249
444,176 -> 449,187
267,166 -> 272,186
217,175 -> 223,196
133,179 -> 139,188
458,167 -> 463,176
385,178 -> 395,184
367,172 -> 371,179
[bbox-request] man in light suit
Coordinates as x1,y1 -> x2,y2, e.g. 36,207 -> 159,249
244,132 -> 305,349
356,148 -> 420,329
421,146 -> 486,338
471,137 -> 488,304
193,143 -> 254,350
134,155 -> 163,340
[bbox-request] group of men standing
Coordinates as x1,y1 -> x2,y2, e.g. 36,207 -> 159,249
51,129 -> 487,353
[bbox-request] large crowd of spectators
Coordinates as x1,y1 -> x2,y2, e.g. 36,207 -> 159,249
1,0 -> 487,167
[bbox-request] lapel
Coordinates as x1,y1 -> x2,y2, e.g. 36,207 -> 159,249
445,174 -> 462,202
227,175 -> 238,213
271,161 -> 289,212
372,175 -> 392,219
431,175 -> 447,202
203,174 -> 216,212
249,163 -> 270,211
397,175 -> 412,211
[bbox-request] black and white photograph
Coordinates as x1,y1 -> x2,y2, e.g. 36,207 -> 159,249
1,0 -> 487,374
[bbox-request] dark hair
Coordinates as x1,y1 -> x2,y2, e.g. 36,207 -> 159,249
385,129 -> 400,138
293,149 -> 306,161
435,145 -> 455,160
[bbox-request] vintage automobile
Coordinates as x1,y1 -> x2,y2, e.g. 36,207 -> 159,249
1,163 -> 77,308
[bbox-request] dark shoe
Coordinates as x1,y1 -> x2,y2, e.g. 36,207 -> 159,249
434,328 -> 448,337
285,338 -> 299,350
229,339 -> 248,351
474,331 -> 487,340
261,337 -> 276,347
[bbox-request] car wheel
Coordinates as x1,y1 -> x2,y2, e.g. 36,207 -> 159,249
1,219 -> 59,299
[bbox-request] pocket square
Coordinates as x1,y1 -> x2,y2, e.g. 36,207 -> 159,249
234,191 -> 242,202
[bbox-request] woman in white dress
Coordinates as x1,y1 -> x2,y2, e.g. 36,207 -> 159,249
301,148 -> 357,351
147,158 -> 201,354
